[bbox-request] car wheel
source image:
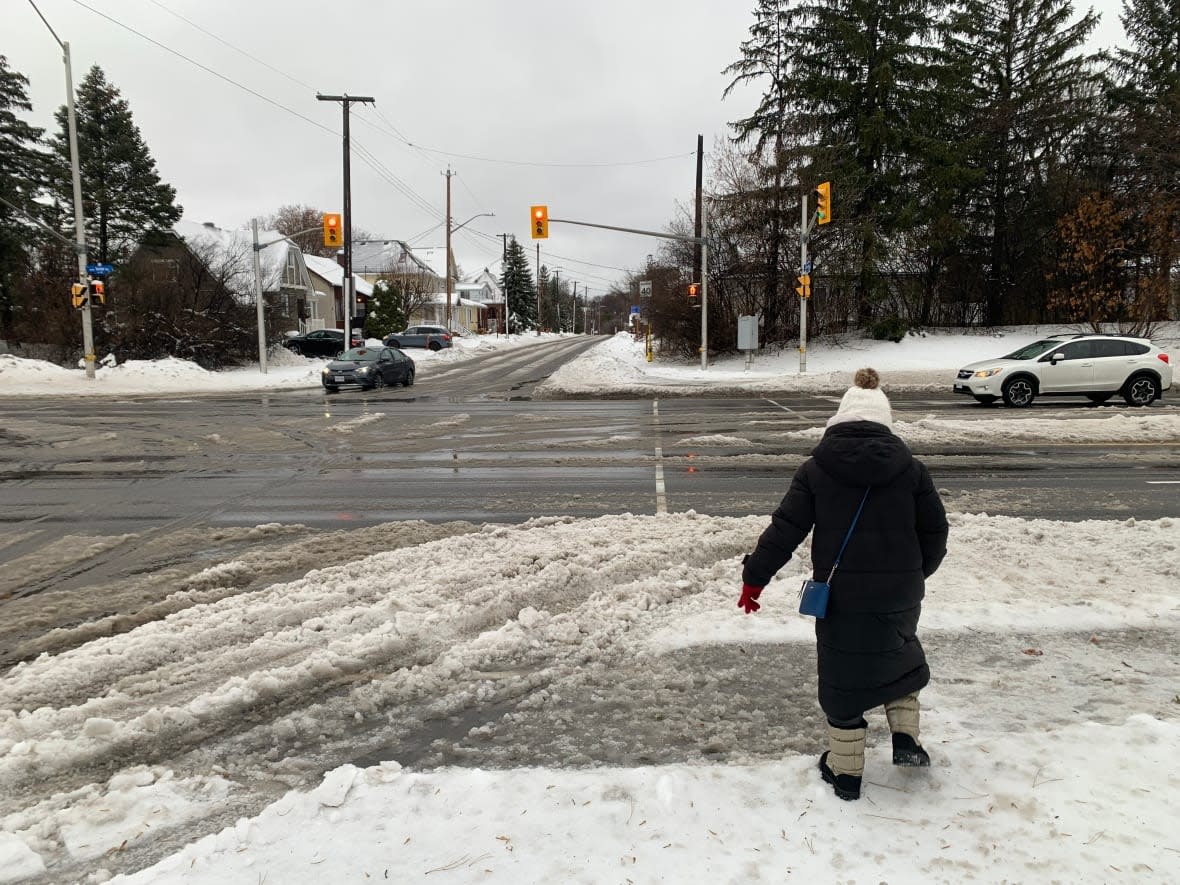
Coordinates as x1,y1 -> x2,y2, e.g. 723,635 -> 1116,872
289,344 -> 303,356
1002,376 -> 1035,408
324,386 -> 338,394
1122,374 -> 1160,406
428,341 -> 442,351
372,374 -> 388,390
405,370 -> 414,387
973,395 -> 998,405
1086,393 -> 1113,404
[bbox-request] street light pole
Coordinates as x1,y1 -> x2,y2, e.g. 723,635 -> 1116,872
445,205 -> 493,332
29,2 -> 95,378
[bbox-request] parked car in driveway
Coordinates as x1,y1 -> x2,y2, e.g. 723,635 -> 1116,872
322,346 -> 414,393
284,329 -> 363,358
382,325 -> 453,351
954,333 -> 1172,407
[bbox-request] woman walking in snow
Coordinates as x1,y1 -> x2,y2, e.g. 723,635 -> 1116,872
737,368 -> 949,801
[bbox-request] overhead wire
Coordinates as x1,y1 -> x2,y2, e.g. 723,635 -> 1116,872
61,0 -> 651,280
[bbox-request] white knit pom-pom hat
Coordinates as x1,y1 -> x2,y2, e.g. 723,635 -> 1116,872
825,367 -> 893,430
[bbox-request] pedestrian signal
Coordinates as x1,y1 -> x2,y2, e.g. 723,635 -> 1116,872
530,205 -> 549,239
687,283 -> 700,298
89,279 -> 106,306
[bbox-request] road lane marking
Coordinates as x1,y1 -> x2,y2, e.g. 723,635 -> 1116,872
653,399 -> 667,514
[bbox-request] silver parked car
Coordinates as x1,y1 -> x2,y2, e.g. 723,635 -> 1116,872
383,325 -> 454,351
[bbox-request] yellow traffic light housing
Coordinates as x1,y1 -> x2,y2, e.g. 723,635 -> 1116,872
815,181 -> 831,225
687,282 -> 700,298
323,213 -> 342,248
71,282 -> 87,309
531,205 -> 549,239
795,274 -> 811,298
89,280 -> 106,306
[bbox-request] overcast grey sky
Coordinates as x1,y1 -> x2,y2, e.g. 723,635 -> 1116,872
8,1 -> 1130,296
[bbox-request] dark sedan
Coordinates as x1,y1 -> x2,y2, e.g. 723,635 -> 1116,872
285,329 -> 363,358
322,346 -> 415,393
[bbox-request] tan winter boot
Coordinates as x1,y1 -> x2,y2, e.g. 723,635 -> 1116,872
818,719 -> 867,800
885,693 -> 930,766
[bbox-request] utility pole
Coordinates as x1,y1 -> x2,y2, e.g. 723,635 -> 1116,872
700,200 -> 709,370
316,92 -> 374,350
536,243 -> 542,335
553,268 -> 561,332
444,168 -> 453,329
572,281 -> 578,333
499,233 -> 509,336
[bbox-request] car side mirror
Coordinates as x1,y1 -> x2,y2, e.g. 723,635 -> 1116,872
1051,352 -> 1065,364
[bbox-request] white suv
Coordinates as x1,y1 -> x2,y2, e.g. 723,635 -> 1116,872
954,334 -> 1172,407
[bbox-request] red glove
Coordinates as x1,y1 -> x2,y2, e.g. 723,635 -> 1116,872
738,583 -> 763,614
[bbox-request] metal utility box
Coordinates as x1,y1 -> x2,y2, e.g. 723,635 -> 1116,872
737,315 -> 759,351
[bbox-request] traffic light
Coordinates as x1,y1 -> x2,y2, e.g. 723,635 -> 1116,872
71,282 -> 87,309
795,274 -> 811,298
815,181 -> 831,225
530,205 -> 549,239
687,282 -> 700,298
323,213 -> 342,248
89,279 -> 105,306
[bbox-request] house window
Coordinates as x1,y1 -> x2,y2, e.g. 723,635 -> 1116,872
285,250 -> 300,286
150,258 -> 179,282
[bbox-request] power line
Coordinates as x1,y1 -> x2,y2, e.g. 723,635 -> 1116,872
64,0 -> 334,136
143,0 -> 317,92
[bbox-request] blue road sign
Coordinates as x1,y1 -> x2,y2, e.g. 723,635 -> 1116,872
630,305 -> 640,314
86,263 -> 114,276
803,259 -> 812,274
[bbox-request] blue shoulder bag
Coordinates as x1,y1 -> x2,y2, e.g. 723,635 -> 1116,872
798,488 -> 871,619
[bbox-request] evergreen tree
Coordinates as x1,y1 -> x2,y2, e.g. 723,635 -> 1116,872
790,0 -> 942,317
0,55 -> 46,337
499,236 -> 536,331
723,0 -> 795,337
1110,0 -> 1180,321
946,0 -> 1100,324
366,279 -> 408,339
49,65 -> 181,265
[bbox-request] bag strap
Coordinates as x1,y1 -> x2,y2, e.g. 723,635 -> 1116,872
825,488 -> 871,583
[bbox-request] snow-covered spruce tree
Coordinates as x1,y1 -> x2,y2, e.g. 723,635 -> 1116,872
499,236 -> 536,332
48,65 -> 181,266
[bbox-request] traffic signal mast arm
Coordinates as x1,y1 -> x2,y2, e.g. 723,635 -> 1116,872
543,215 -> 705,246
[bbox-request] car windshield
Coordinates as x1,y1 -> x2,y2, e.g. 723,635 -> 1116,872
1000,339 -> 1061,360
341,348 -> 378,362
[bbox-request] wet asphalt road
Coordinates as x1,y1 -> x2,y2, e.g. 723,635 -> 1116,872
1,334 -> 1178,607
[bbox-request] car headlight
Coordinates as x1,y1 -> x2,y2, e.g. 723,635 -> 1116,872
356,366 -> 372,375
321,367 -> 332,375
972,367 -> 1004,378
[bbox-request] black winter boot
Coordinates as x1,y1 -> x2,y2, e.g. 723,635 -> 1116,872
892,732 -> 931,767
818,751 -> 862,801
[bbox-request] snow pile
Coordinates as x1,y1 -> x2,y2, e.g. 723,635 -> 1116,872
0,513 -> 1177,883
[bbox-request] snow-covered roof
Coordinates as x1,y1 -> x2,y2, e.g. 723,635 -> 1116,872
351,240 -> 437,277
303,254 -> 373,296
421,292 -> 487,309
173,220 -> 282,279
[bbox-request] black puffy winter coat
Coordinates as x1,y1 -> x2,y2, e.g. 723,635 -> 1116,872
742,420 -> 948,721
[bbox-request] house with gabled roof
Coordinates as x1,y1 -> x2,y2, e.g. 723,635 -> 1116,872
303,254 -> 373,332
